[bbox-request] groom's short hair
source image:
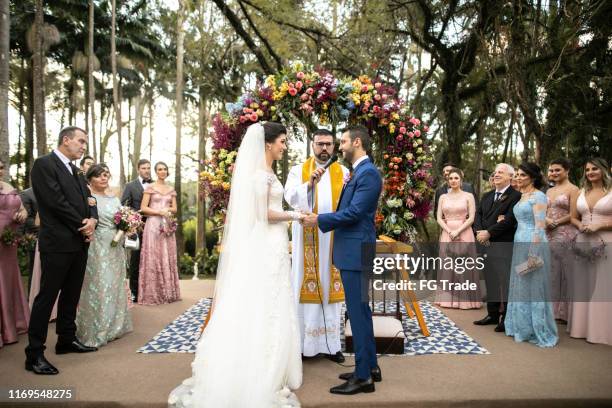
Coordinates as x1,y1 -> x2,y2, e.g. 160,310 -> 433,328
342,125 -> 371,152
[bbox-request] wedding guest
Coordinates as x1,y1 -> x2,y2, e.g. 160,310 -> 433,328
435,168 -> 481,309
505,162 -> 558,347
434,162 -> 476,216
19,187 -> 39,292
76,165 -> 132,347
121,159 -> 152,300
545,158 -> 579,321
511,170 -> 520,190
138,161 -> 180,305
29,214 -> 58,322
568,158 -> 612,346
79,155 -> 95,175
474,164 -> 521,332
0,160 -> 30,348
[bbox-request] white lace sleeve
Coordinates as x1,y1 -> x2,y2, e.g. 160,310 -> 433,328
254,170 -> 301,223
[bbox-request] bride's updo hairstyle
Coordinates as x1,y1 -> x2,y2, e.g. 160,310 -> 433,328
262,121 -> 287,143
519,162 -> 545,190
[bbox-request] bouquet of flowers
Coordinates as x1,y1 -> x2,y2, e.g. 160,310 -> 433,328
0,227 -> 19,247
112,206 -> 144,247
19,233 -> 37,251
160,213 -> 178,236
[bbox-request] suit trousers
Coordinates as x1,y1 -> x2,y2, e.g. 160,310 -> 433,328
341,269 -> 377,380
26,248 -> 88,360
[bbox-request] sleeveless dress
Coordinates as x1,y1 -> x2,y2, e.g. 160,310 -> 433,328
0,189 -> 30,347
567,191 -> 612,346
169,172 -> 302,408
138,186 -> 181,305
76,194 -> 133,347
435,192 -> 482,309
505,191 -> 558,347
545,193 -> 578,321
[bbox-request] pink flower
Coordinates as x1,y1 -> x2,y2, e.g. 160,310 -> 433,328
239,116 -> 247,123
343,173 -> 352,184
414,130 -> 421,137
396,135 -> 403,141
381,94 -> 388,101
399,126 -> 406,134
409,117 -> 421,126
361,85 -> 369,92
306,87 -> 314,95
300,93 -> 309,101
295,81 -> 303,90
423,126 -> 429,132
296,71 -> 305,79
288,88 -> 298,96
374,94 -> 381,101
249,113 -> 258,121
375,82 -> 382,89
407,131 -> 414,138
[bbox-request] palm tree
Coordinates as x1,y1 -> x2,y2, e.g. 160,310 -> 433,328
0,0 -> 9,179
175,0 -> 186,254
32,0 -> 46,155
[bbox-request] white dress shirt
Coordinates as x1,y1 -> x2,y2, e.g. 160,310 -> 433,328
53,149 -> 74,175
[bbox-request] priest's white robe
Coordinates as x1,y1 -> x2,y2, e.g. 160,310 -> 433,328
284,161 -> 349,356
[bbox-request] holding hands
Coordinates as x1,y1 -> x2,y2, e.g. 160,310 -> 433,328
79,218 -> 97,242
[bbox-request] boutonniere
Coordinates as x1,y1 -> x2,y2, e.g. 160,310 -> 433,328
88,197 -> 97,207
498,195 -> 507,203
343,173 -> 352,185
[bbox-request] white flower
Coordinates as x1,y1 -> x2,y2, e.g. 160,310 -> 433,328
404,211 -> 415,220
385,198 -> 402,208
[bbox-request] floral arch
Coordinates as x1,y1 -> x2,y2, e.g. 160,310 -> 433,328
200,63 -> 434,244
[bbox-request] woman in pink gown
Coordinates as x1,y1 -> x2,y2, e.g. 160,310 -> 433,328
545,158 -> 579,321
568,158 -> 612,346
138,162 -> 181,305
435,168 -> 482,309
28,242 -> 58,321
0,168 -> 30,347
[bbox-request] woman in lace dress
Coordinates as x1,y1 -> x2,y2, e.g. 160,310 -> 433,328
76,165 -> 132,347
505,163 -> 558,348
435,168 -> 481,309
545,158 -> 579,321
169,122 -> 303,408
568,158 -> 612,346
138,162 -> 180,305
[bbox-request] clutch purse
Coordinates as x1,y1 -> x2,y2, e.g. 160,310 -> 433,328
124,234 -> 140,250
515,256 -> 543,276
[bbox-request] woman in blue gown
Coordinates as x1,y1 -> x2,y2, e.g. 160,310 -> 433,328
505,162 -> 558,348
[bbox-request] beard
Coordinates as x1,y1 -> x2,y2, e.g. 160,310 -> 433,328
315,151 -> 330,162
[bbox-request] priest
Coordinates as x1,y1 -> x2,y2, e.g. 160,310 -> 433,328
285,129 -> 349,362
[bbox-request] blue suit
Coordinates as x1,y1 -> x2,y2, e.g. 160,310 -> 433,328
318,157 -> 382,380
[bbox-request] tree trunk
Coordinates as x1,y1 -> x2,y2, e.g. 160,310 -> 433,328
88,0 -> 96,160
131,92 -> 147,179
0,0 -> 10,180
148,96 -> 153,162
196,89 -> 208,256
174,2 -> 186,255
33,0 -> 46,155
111,0 -> 125,187
441,76 -> 462,168
24,61 -> 34,187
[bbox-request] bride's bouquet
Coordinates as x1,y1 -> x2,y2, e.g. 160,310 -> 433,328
112,206 -> 144,247
160,213 -> 178,236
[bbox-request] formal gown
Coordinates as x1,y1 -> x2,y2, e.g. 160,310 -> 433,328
138,186 -> 181,305
0,189 -> 30,347
567,190 -> 612,346
505,191 -> 558,347
169,171 -> 302,408
76,194 -> 132,347
435,192 -> 482,309
546,194 -> 578,321
28,242 -> 57,321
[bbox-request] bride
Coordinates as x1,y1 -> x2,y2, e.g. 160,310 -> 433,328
169,122 -> 304,407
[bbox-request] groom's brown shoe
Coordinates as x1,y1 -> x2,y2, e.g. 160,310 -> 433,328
339,366 -> 382,382
55,340 -> 97,354
330,377 -> 375,395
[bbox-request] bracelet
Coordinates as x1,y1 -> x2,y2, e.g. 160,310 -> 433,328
287,211 -> 301,221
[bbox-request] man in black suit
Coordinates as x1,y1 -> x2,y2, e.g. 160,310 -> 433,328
434,163 -> 477,216
19,187 -> 39,292
121,158 -> 152,300
25,127 -> 99,375
473,163 -> 521,332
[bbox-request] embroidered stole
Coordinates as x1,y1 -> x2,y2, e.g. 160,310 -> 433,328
300,157 -> 345,304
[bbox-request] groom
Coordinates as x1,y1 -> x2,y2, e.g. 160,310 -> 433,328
302,125 -> 382,395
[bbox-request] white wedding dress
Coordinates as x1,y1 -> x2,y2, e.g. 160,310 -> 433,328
169,124 -> 302,408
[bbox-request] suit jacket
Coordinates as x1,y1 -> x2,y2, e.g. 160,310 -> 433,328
121,179 -> 145,212
473,186 -> 521,243
19,187 -> 39,236
318,157 -> 382,271
434,181 -> 476,216
31,152 -> 98,253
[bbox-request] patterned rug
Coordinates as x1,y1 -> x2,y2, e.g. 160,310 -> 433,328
138,298 -> 489,355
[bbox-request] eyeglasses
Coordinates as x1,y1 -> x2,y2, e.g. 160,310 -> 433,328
314,142 -> 333,148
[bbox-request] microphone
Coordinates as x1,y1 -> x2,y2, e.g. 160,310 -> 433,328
308,155 -> 338,211
321,155 -> 338,170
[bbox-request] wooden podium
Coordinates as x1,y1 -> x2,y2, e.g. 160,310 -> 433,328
344,235 -> 429,355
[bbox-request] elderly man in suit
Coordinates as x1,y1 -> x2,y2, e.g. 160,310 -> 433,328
473,163 -> 521,332
121,159 -> 152,299
302,126 -> 382,395
26,126 -> 99,375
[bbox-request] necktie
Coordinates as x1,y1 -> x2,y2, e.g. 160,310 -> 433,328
494,192 -> 501,202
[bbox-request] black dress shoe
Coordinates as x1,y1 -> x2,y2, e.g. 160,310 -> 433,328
330,377 -> 375,395
473,315 -> 499,326
25,355 -> 59,375
339,366 -> 382,382
326,351 -> 345,363
55,340 -> 98,354
494,322 -> 505,332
